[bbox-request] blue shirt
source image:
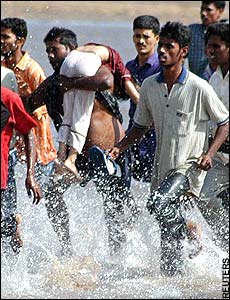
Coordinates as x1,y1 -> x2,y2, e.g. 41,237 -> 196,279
188,23 -> 208,78
125,51 -> 161,182
126,51 -> 161,121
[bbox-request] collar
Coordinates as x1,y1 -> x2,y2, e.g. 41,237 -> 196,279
215,66 -> 229,80
134,51 -> 159,67
157,66 -> 188,84
15,51 -> 30,71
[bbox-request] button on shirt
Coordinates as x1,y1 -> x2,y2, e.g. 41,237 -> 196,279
134,67 -> 229,197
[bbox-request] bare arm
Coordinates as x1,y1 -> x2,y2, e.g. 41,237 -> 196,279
59,64 -> 113,92
108,125 -> 148,160
124,80 -> 140,104
197,122 -> 229,170
23,130 -> 43,204
25,76 -> 54,113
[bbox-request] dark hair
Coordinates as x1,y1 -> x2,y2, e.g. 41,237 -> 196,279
160,21 -> 192,48
205,22 -> 229,45
1,18 -> 27,39
43,27 -> 78,49
133,15 -> 160,35
201,1 -> 226,10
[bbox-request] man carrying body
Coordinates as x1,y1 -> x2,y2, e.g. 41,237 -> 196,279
28,27 -> 140,258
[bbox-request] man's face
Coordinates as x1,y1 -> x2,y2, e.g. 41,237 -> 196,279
157,37 -> 188,68
133,28 -> 159,57
206,35 -> 229,66
200,3 -> 224,26
45,38 -> 70,72
1,27 -> 20,58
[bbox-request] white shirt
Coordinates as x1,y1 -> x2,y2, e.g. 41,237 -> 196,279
209,66 -> 229,164
1,65 -> 18,93
134,68 -> 229,197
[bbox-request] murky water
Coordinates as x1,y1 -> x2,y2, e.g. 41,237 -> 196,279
1,19 -> 228,299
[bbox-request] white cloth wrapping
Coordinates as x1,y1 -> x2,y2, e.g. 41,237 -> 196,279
58,50 -> 101,153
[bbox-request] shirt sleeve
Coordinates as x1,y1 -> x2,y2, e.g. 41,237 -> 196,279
9,91 -> 38,134
134,80 -> 153,128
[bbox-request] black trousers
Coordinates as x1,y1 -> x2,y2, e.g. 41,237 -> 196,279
146,172 -> 190,276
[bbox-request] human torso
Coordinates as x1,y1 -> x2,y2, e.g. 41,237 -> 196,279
134,69 -> 229,196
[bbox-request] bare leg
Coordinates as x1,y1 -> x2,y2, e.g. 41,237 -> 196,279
64,146 -> 79,175
43,174 -> 73,256
58,142 -> 67,162
186,220 -> 203,259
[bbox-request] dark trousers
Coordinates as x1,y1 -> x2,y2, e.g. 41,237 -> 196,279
146,172 -> 190,276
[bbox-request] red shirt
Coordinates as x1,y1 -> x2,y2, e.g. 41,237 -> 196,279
1,86 -> 37,189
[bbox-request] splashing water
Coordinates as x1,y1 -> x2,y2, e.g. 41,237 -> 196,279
1,163 -> 227,299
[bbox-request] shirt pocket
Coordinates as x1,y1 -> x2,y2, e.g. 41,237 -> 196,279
173,110 -> 194,136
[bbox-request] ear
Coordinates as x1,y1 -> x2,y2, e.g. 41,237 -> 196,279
155,35 -> 159,43
17,37 -> 26,48
181,46 -> 189,58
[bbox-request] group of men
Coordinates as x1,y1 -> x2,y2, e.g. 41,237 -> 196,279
1,0 -> 229,277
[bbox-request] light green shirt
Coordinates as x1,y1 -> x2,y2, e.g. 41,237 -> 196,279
134,68 -> 229,197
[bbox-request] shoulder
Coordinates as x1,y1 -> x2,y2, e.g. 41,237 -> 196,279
186,71 -> 218,98
1,86 -> 22,110
189,23 -> 201,29
142,72 -> 160,85
187,71 -> 211,87
24,53 -> 45,74
126,59 -> 135,68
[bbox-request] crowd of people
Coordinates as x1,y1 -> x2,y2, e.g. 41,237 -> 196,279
1,0 -> 229,277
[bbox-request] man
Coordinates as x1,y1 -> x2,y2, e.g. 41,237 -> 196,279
199,22 -> 229,252
1,17 -> 57,178
1,86 -> 42,255
188,0 -> 226,78
126,15 -> 161,182
28,27 -> 140,257
108,22 -> 229,276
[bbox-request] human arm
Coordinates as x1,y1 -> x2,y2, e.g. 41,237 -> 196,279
197,122 -> 229,170
58,64 -> 113,93
25,75 -> 55,113
23,129 -> 43,204
124,80 -> 140,104
108,125 -> 148,160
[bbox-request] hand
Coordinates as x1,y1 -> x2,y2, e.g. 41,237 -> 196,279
196,153 -> 213,171
58,75 -> 75,93
107,146 -> 121,160
25,176 -> 43,205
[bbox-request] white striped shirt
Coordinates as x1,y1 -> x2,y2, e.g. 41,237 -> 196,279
134,67 -> 229,197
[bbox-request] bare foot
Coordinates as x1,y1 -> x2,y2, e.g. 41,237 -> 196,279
64,159 -> 78,176
54,159 -> 83,184
187,221 -> 203,259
